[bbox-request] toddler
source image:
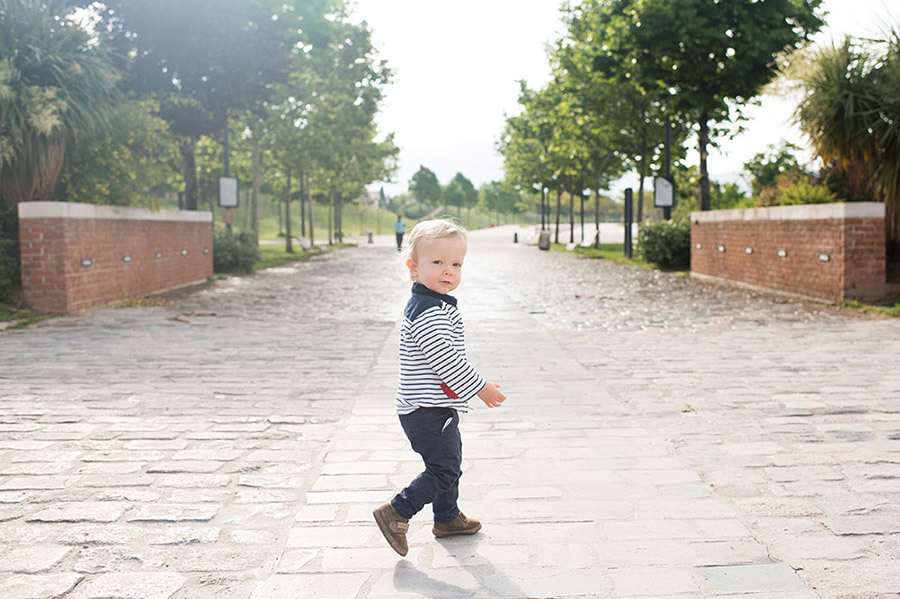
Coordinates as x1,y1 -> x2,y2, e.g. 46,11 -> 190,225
373,219 -> 506,556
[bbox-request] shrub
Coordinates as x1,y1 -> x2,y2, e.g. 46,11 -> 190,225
756,174 -> 837,207
213,230 -> 259,274
0,209 -> 20,303
638,217 -> 691,270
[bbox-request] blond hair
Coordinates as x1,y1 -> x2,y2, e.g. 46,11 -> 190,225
403,219 -> 468,280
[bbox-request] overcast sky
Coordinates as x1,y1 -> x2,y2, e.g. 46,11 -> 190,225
351,0 -> 898,197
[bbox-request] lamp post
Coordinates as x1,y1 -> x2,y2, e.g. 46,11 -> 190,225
664,113 -> 672,220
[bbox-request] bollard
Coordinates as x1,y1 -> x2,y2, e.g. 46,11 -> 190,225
367,231 -> 373,244
513,232 -> 518,244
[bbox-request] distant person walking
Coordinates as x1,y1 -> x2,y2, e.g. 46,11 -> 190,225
393,214 -> 406,251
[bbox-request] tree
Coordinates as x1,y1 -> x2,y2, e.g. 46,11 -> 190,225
743,141 -> 806,197
57,100 -> 178,207
558,0 -> 682,222
598,0 -> 824,211
301,19 -> 396,243
450,172 -> 477,223
98,0 -> 297,209
442,177 -> 465,216
262,10 -> 396,247
500,81 -> 584,242
794,34 -> 900,262
498,82 -> 560,230
0,0 -> 120,208
409,166 -> 442,208
480,181 -> 522,223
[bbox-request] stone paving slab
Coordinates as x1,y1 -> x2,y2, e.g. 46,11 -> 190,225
1,226 -> 898,598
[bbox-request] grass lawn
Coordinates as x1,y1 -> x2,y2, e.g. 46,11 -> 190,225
549,242 -> 657,269
253,242 -> 355,271
841,299 -> 900,318
0,305 -> 59,330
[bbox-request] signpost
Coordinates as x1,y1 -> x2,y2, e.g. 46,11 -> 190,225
654,175 -> 674,220
219,177 -> 239,232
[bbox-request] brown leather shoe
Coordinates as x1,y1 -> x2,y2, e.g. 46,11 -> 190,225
432,512 -> 481,538
373,503 -> 409,556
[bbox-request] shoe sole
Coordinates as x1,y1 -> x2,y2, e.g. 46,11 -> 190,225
373,508 -> 408,556
432,522 -> 482,538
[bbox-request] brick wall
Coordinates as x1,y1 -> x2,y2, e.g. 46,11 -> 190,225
18,202 -> 213,313
691,203 -> 889,303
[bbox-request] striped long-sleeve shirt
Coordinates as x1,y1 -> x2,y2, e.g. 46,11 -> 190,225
395,283 -> 486,415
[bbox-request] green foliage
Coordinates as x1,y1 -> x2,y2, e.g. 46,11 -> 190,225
0,208 -> 19,303
0,0 -> 120,207
480,181 -> 523,217
557,242 -> 654,269
443,173 -> 476,214
57,100 -> 178,207
388,192 -> 433,220
585,0 -> 824,210
743,142 -> 807,197
622,0 -> 824,120
794,31 -> 900,250
637,217 -> 691,271
841,299 -> 900,318
102,0 -> 295,129
213,230 -> 259,274
263,13 -> 397,241
716,183 -> 754,210
255,243 -> 320,271
408,166 -> 442,207
557,0 -> 685,220
756,175 -> 837,207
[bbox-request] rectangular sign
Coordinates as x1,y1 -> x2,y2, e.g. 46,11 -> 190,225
654,176 -> 674,208
218,177 -> 239,208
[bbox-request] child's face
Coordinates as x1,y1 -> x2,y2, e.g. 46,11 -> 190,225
407,235 -> 467,295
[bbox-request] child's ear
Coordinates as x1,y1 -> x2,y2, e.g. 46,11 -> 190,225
406,258 -> 417,280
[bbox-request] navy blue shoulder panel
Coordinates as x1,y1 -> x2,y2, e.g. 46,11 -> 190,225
405,292 -> 443,322
404,282 -> 455,321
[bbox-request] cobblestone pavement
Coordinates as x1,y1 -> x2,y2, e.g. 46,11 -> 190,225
0,225 -> 898,598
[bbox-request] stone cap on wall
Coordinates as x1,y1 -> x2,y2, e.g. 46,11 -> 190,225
18,201 -> 213,223
691,202 -> 884,223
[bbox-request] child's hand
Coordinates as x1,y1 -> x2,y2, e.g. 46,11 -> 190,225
478,383 -> 506,408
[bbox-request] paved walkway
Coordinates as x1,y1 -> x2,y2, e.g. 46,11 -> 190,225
0,226 -> 898,599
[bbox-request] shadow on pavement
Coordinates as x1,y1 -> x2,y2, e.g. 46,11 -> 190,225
392,538 -> 529,599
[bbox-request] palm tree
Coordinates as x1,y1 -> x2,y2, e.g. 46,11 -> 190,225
0,0 -> 119,208
795,33 -> 900,265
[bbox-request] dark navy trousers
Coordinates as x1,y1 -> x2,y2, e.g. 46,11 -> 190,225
391,407 -> 462,523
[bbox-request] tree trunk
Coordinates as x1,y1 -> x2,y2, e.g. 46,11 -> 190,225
568,178 -> 575,244
335,194 -> 343,244
276,194 -> 283,235
180,138 -> 198,211
540,186 -> 546,230
636,123 -> 650,222
284,166 -> 293,253
299,167 -> 306,240
554,186 -> 561,244
698,113 -> 711,211
251,120 -> 261,241
1,140 -> 65,207
328,186 -> 334,245
307,173 -> 315,248
636,156 -> 647,222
